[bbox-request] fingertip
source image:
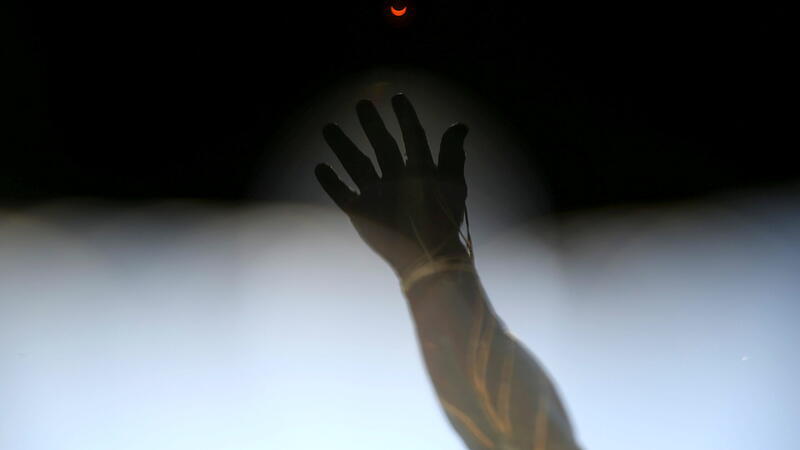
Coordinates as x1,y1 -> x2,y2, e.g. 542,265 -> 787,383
443,123 -> 469,145
391,92 -> 408,107
322,123 -> 339,137
449,122 -> 469,136
322,124 -> 344,147
356,99 -> 373,111
314,163 -> 331,179
356,99 -> 379,121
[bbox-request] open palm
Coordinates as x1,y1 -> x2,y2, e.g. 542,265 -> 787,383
314,94 -> 471,275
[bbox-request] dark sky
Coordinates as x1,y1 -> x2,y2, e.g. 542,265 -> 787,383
2,1 -> 794,212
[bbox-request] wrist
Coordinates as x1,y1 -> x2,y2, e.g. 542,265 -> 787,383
399,251 -> 475,295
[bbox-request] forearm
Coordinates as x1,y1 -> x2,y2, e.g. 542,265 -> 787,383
404,267 -> 580,450
313,93 -> 576,448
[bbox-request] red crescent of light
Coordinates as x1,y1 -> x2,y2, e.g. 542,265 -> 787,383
390,6 -> 407,16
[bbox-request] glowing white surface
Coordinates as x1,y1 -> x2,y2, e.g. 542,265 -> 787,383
1,190 -> 798,449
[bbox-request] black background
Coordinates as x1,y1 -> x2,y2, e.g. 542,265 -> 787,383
3,1 -> 794,212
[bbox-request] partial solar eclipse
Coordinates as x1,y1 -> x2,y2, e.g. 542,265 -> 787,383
390,5 -> 407,16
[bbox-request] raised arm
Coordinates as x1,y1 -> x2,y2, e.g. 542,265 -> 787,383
315,94 -> 580,450
404,262 -> 579,450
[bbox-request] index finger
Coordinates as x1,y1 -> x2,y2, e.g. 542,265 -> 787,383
392,93 -> 434,174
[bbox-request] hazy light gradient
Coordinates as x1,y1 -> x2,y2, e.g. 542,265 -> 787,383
2,186 -> 798,449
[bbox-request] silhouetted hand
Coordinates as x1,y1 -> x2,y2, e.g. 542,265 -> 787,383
315,93 -> 471,276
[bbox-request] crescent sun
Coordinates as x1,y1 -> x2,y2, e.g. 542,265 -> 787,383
390,6 -> 407,16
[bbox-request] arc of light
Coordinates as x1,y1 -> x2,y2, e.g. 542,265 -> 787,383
391,6 -> 407,16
